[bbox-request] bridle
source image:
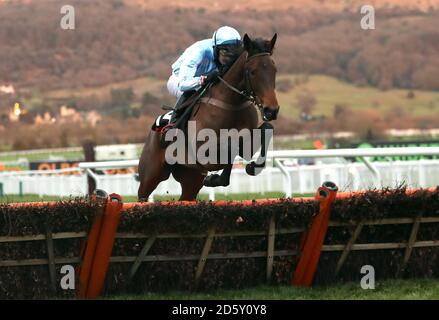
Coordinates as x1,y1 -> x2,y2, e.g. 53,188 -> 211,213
216,52 -> 272,112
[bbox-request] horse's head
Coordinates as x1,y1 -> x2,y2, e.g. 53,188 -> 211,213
243,33 -> 279,121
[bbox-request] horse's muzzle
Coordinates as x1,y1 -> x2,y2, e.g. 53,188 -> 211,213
262,107 -> 279,121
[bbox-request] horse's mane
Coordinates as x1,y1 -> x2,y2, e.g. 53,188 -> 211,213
220,37 -> 272,75
247,38 -> 273,57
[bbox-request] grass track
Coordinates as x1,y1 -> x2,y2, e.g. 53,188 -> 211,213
0,192 -> 313,203
108,279 -> 439,300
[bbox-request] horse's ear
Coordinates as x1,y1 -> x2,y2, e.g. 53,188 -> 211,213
269,33 -> 277,54
243,33 -> 252,51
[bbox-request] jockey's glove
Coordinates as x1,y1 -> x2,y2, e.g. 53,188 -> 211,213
205,70 -> 220,83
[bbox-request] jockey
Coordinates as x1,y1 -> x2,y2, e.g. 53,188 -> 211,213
164,26 -> 242,130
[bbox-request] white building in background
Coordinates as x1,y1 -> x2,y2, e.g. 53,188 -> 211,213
95,144 -> 138,161
0,85 -> 15,95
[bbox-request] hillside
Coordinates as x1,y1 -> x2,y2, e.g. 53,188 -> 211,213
0,0 -> 439,95
278,75 -> 439,116
2,71 -> 439,150
1,0 -> 439,150
124,0 -> 439,12
39,73 -> 439,132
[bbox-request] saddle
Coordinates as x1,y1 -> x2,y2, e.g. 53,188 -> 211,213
152,83 -> 212,134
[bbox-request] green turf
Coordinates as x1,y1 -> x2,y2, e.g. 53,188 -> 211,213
107,278 -> 439,300
276,74 -> 439,118
0,194 -> 80,203
0,150 -> 84,162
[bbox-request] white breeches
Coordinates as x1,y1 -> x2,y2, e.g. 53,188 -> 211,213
167,74 -> 183,98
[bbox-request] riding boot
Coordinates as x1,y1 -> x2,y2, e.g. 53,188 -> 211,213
163,90 -> 194,131
159,91 -> 194,148
168,106 -> 180,126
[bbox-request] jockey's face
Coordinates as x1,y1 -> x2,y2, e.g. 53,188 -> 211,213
218,50 -> 233,65
217,45 -> 242,66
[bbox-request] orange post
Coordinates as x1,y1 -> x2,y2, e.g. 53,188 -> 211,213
292,181 -> 338,287
77,190 -> 108,298
85,193 -> 123,298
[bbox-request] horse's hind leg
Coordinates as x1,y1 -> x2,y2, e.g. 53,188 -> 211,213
138,132 -> 171,201
172,166 -> 206,201
138,168 -> 170,201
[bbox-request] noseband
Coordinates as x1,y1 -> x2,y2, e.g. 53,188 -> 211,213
216,52 -> 272,111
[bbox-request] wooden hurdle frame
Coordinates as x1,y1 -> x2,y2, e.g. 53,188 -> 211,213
1,186 -> 439,298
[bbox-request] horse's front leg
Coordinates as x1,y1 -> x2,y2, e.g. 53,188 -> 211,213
245,122 -> 273,176
203,164 -> 233,187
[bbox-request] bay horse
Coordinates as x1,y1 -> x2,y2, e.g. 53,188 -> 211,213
138,34 -> 280,201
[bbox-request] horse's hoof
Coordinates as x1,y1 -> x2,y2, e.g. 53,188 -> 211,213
246,163 -> 255,176
203,174 -> 228,187
245,162 -> 265,176
203,174 -> 220,187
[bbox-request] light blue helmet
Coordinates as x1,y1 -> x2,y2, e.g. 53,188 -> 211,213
212,26 -> 241,47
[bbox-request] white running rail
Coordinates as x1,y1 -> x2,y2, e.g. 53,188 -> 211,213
1,147 -> 439,200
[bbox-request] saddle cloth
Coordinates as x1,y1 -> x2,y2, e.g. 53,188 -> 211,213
151,111 -> 174,132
